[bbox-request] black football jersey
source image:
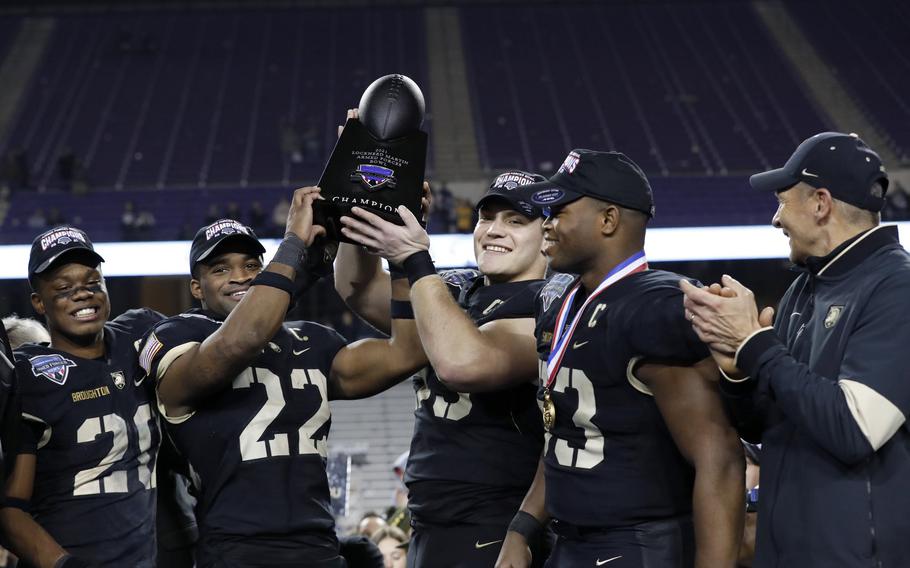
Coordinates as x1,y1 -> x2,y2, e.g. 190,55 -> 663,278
138,308 -> 347,562
535,270 -> 709,528
406,270 -> 545,526
0,321 -> 18,480
13,309 -> 163,567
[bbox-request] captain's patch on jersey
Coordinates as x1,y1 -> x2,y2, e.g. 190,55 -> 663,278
29,354 -> 77,385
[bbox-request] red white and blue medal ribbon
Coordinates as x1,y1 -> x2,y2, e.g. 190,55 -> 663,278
545,251 -> 648,390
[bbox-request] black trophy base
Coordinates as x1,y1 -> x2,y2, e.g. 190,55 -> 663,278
315,118 -> 427,244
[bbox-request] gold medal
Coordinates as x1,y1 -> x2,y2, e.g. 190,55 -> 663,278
542,389 -> 556,432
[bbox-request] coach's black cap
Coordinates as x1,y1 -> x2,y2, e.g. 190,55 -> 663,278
750,132 -> 889,212
190,218 -> 265,273
28,226 -> 104,282
476,170 -> 547,219
516,150 -> 655,217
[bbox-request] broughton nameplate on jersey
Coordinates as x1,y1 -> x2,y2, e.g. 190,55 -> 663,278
316,74 -> 428,243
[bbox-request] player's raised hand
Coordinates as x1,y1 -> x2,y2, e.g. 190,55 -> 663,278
286,186 -> 326,246
339,205 -> 430,265
494,532 -> 532,568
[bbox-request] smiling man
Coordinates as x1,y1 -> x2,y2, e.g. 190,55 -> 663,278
682,132 -> 910,567
337,171 -> 550,567
497,150 -> 743,568
137,187 -> 428,567
1,226 -> 162,568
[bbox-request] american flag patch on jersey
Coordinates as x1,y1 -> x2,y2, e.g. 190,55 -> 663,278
139,333 -> 163,374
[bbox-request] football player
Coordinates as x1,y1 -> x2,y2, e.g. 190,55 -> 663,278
0,319 -> 22,495
136,186 -> 427,567
336,170 -> 550,567
495,150 -> 744,567
1,227 -> 163,568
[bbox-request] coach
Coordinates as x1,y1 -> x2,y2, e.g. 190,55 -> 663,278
681,132 -> 910,567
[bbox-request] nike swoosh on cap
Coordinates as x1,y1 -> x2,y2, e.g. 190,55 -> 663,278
801,168 -> 820,178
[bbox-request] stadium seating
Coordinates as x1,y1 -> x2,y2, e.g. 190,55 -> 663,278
331,381 -> 415,528
789,0 -> 910,163
461,2 -> 829,176
2,2 -> 908,245
0,7 -> 428,191
0,17 -> 20,62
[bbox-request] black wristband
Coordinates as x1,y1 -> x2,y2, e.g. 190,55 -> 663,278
388,262 -> 407,281
251,271 -> 295,296
2,496 -> 31,512
390,300 -> 414,319
402,250 -> 436,287
55,556 -> 91,568
508,511 -> 544,544
271,233 -> 309,268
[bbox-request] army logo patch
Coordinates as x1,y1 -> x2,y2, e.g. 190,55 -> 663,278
111,371 -> 126,390
824,305 -> 844,329
29,354 -> 77,385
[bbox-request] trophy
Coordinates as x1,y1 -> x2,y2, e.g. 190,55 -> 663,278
315,74 -> 428,243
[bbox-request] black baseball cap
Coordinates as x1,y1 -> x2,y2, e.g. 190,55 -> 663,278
750,132 -> 889,212
190,219 -> 265,273
476,170 -> 547,219
515,149 -> 655,217
28,226 -> 104,284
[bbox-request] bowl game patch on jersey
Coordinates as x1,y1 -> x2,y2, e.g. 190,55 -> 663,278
29,354 -> 77,385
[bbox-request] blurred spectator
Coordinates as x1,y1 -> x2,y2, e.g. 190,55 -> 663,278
225,202 -> 242,223
370,526 -> 407,568
57,148 -> 76,187
121,200 -> 138,240
0,187 -> 10,226
738,442 -> 761,568
385,451 -> 410,536
177,223 -> 194,241
280,118 -> 303,164
882,179 -> 909,221
204,203 -> 221,226
453,197 -> 475,232
1,148 -> 30,191
26,208 -> 46,230
248,201 -> 267,235
338,535 -> 384,568
391,451 -> 408,510
57,148 -> 89,194
302,123 -> 321,162
47,207 -> 66,228
116,26 -> 133,53
136,209 -> 157,240
138,31 -> 159,54
271,197 -> 290,236
428,184 -> 454,233
357,512 -> 387,538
